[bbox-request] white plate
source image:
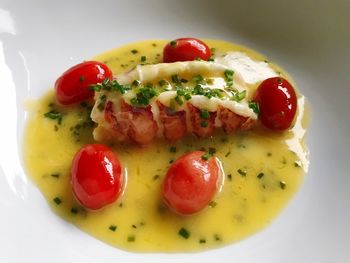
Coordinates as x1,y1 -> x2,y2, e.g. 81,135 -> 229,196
1,1 -> 349,262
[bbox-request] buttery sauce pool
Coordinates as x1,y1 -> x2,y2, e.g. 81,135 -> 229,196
24,40 -> 308,252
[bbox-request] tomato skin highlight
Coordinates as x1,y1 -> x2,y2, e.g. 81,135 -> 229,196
162,151 -> 219,215
55,61 -> 113,105
254,77 -> 297,130
71,144 -> 123,210
163,38 -> 211,63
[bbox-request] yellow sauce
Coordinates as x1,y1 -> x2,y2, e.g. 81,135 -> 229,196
23,40 -> 308,252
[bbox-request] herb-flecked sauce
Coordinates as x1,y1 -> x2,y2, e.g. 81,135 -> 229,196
24,40 -> 308,252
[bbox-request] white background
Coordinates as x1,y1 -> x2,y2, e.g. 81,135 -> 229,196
0,0 -> 349,262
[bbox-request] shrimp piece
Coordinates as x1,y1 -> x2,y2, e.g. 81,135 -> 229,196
157,101 -> 187,141
188,103 -> 217,138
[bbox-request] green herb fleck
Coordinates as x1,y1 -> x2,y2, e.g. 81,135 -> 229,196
127,235 -> 135,242
280,181 -> 286,190
232,90 -> 246,102
201,153 -> 211,161
208,147 -> 216,155
237,169 -> 247,177
209,201 -> 217,208
227,174 -> 232,181
152,43 -> 157,47
131,49 -> 138,54
79,75 -> 85,82
178,227 -> 190,239
50,173 -> 60,178
199,238 -> 206,244
153,174 -> 160,181
214,234 -> 221,241
200,121 -> 208,127
53,197 -> 62,205
171,74 -> 181,84
70,207 -> 78,214
44,110 -> 63,125
249,101 -> 260,114
109,225 -> 117,231
169,146 -> 177,153
257,172 -> 265,179
170,40 -> 177,47
140,56 -> 146,62
192,74 -> 204,84
224,69 -> 234,87
225,150 -> 231,157
200,109 -> 210,119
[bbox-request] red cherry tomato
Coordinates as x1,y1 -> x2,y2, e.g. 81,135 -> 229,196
162,151 -> 219,215
71,144 -> 123,210
254,77 -> 297,130
163,38 -> 211,63
55,61 -> 113,105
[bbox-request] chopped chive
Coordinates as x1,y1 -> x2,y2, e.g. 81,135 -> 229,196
201,153 -> 211,161
277,78 -> 283,83
192,74 -> 204,84
132,224 -> 137,229
200,109 -> 210,119
178,227 -> 190,239
237,169 -> 247,177
225,150 -> 231,157
132,80 -> 140,86
152,43 -> 157,47
169,159 -> 174,164
257,172 -> 265,179
131,49 -> 138,54
180,78 -> 188,83
44,110 -> 63,125
208,201 -> 217,208
153,174 -> 160,180
232,90 -> 246,102
170,40 -> 177,47
174,95 -> 184,105
184,93 -> 192,100
158,79 -> 167,86
280,181 -> 286,190
50,173 -> 60,178
53,197 -> 61,205
171,74 -> 181,84
267,152 -> 272,157
169,146 -> 177,153
70,207 -> 78,214
249,101 -> 260,114
199,238 -> 206,244
79,75 -> 85,82
200,121 -> 208,127
127,235 -> 135,242
227,174 -> 232,181
208,147 -> 216,155
140,56 -> 146,62
214,234 -> 221,241
109,225 -> 117,231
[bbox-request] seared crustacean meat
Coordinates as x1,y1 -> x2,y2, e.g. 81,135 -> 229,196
91,60 -> 258,144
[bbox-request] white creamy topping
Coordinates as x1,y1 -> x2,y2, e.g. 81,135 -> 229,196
116,60 -> 257,119
215,52 -> 277,84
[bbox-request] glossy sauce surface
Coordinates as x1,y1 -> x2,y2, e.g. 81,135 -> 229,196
24,40 -> 308,252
